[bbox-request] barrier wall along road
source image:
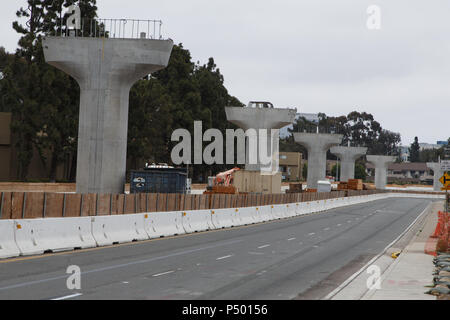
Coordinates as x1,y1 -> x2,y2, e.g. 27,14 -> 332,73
14,217 -> 96,256
144,211 -> 185,238
91,214 -> 148,246
0,220 -> 21,258
181,209 -> 213,233
0,191 -> 447,260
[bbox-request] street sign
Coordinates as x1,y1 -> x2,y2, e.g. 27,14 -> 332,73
439,172 -> 450,187
441,160 -> 450,171
441,186 -> 450,191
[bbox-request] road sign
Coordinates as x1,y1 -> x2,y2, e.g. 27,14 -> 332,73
439,172 -> 450,187
441,186 -> 450,191
441,160 -> 450,171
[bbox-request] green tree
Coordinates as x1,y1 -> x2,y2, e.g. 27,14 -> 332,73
355,163 -> 367,180
331,164 -> 341,181
2,0 -> 98,180
302,163 -> 307,181
409,136 -> 420,162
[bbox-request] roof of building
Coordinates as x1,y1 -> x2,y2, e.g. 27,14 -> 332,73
365,162 -> 429,171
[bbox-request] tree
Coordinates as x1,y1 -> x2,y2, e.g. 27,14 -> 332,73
2,0 -> 98,180
128,44 -> 244,182
409,136 -> 420,162
355,163 -> 367,180
302,163 -> 307,181
331,164 -> 340,181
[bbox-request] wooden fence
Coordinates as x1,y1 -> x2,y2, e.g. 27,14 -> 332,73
0,190 -> 392,219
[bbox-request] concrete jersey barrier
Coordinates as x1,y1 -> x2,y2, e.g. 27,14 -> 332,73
14,217 -> 96,255
144,211 -> 185,238
0,220 -> 21,259
182,210 -> 213,233
211,208 -> 234,229
92,214 -> 148,246
0,192 -> 446,260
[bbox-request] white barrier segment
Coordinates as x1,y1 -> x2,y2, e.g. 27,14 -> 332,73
300,201 -> 312,215
285,204 -> 296,218
211,208 -> 234,229
14,217 -> 96,256
324,199 -> 332,211
258,206 -> 272,222
92,214 -> 148,246
231,208 -> 244,226
144,211 -> 185,238
237,207 -> 256,225
0,220 -> 21,259
182,210 -> 212,233
294,203 -> 301,216
252,207 -> 263,223
271,204 -> 285,219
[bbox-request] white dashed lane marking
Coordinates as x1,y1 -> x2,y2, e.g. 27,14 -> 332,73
152,270 -> 175,277
216,255 -> 233,260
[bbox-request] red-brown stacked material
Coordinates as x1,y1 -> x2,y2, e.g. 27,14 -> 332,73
347,179 -> 363,190
337,182 -> 348,190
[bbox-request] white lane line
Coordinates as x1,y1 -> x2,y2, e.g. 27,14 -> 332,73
0,239 -> 243,292
347,220 -> 352,223
308,232 -> 315,236
152,270 -> 175,277
51,293 -> 83,300
287,237 -> 296,241
323,228 -> 330,231
337,224 -> 342,227
216,254 -> 233,260
257,244 -> 270,249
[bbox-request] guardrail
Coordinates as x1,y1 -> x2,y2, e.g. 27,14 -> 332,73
56,18 -> 164,39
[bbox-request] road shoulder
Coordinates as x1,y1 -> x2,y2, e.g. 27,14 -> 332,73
329,200 -> 442,300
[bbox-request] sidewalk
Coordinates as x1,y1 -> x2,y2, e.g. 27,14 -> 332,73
331,201 -> 443,300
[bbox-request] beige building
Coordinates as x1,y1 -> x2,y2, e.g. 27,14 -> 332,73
279,152 -> 303,181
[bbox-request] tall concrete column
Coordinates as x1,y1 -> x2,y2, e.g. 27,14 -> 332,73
330,146 -> 367,182
366,155 -> 395,189
293,133 -> 343,189
427,162 -> 444,191
225,106 -> 296,172
43,37 -> 173,194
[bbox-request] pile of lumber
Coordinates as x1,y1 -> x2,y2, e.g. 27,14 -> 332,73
337,182 -> 348,190
347,179 -> 363,190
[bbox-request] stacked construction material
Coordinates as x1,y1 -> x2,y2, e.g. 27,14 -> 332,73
426,253 -> 450,299
337,182 -> 348,190
286,183 -> 303,193
347,179 -> 363,190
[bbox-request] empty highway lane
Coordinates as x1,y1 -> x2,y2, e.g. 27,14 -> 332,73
0,197 -> 435,300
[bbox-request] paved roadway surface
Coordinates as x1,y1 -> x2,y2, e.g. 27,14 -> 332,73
0,197 -> 436,300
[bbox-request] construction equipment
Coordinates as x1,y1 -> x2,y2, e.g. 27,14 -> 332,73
204,168 -> 240,194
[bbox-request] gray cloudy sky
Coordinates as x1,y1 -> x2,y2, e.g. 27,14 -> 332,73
1,0 -> 449,145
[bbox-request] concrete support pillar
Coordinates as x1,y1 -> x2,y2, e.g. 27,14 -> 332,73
330,146 -> 367,182
427,162 -> 444,191
293,133 -> 343,189
43,37 -> 173,194
366,155 -> 395,189
225,106 -> 296,173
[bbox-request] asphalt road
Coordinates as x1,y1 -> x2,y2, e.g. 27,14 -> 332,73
0,197 -> 436,300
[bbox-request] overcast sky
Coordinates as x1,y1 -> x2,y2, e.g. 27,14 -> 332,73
1,0 -> 449,146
